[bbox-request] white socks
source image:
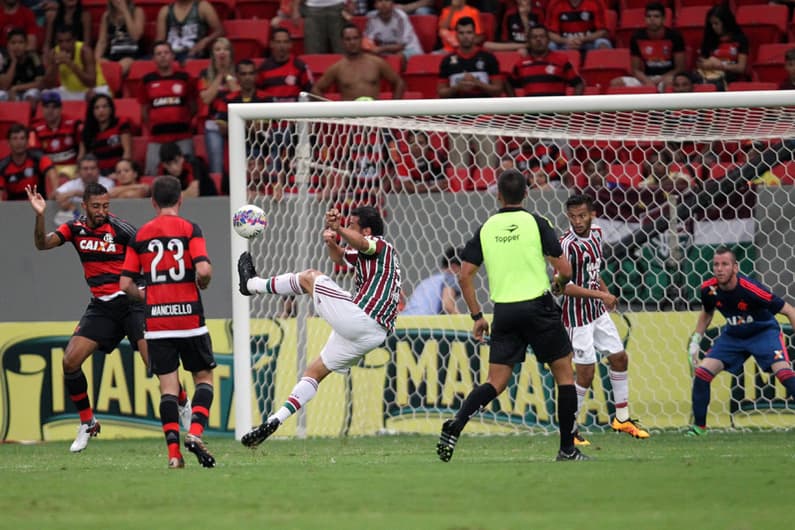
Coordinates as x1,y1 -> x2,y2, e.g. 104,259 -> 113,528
610,369 -> 630,422
249,273 -> 303,296
269,377 -> 319,424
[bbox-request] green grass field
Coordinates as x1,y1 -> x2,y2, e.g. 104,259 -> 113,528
1,431 -> 790,530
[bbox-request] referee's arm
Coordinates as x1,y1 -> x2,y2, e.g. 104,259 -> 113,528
458,260 -> 482,318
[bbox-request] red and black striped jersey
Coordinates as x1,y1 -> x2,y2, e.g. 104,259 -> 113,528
139,71 -> 196,142
82,117 -> 131,175
210,89 -> 270,123
560,225 -> 606,327
0,151 -> 55,200
546,0 -> 606,38
29,117 -> 81,165
343,235 -> 402,332
630,28 -> 685,76
256,55 -> 313,102
56,214 -> 140,300
122,214 -> 210,338
510,51 -> 582,96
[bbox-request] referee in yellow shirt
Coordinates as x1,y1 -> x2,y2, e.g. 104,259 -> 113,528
437,169 -> 589,462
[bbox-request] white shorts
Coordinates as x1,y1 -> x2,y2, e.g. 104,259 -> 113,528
313,275 -> 387,373
569,312 -> 625,365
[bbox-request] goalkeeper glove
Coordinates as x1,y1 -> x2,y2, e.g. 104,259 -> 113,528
688,332 -> 702,368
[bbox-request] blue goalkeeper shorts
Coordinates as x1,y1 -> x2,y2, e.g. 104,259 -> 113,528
707,327 -> 789,375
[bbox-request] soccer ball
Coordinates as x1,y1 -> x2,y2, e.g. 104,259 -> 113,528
232,204 -> 267,239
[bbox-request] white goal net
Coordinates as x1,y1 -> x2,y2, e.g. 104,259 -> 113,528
229,92 -> 795,439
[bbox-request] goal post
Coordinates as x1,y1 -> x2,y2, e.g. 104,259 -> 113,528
229,92 -> 795,440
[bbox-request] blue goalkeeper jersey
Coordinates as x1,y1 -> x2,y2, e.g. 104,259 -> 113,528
700,273 -> 785,339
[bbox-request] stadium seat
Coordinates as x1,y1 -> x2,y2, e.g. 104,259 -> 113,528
236,0 -> 281,20
404,53 -> 443,98
726,81 -> 778,91
479,12 -> 496,41
136,0 -> 167,21
622,0 -> 672,8
674,0 -> 721,11
223,20 -> 270,60
298,53 -> 342,80
0,102 -> 30,138
580,48 -> 631,89
131,135 -> 150,168
605,85 -> 658,94
139,175 -> 156,186
384,54 -> 403,76
124,60 -> 156,98
208,0 -> 234,20
752,43 -> 791,85
446,166 -> 471,192
693,83 -> 717,92
184,59 -> 211,79
675,6 -> 710,54
736,5 -> 788,62
115,98 -> 143,135
609,162 -> 645,187
604,10 -> 618,44
34,100 -> 87,120
616,8 -> 673,48
275,17 -> 304,55
733,0 -> 774,7
100,60 -> 123,97
409,14 -> 439,53
350,15 -> 367,34
494,51 -> 521,75
0,139 -> 10,159
209,172 -> 223,194
771,161 -> 795,185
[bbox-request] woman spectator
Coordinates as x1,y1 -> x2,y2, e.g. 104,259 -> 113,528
94,0 -> 145,77
78,93 -> 132,176
44,0 -> 91,52
109,158 -> 149,198
696,4 -> 748,90
199,37 -> 237,174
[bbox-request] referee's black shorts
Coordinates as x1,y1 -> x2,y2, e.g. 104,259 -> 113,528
489,292 -> 572,366
74,296 -> 145,354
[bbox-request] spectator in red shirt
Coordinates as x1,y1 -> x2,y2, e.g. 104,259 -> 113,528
695,3 -> 748,89
0,123 -> 57,200
781,48 -> 795,91
546,0 -> 611,52
507,25 -> 583,97
612,2 -> 685,91
139,40 -> 196,175
29,89 -> 81,180
0,0 -> 38,50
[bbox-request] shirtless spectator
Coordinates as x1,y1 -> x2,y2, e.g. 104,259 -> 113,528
311,24 -> 405,100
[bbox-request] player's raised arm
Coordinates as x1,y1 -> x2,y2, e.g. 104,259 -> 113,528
323,228 -> 345,265
26,185 -> 62,250
326,208 -> 371,253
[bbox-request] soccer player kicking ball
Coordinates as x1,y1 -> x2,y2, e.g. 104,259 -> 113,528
559,194 -> 649,445
238,206 -> 401,446
26,182 -> 192,453
120,176 -> 217,469
686,246 -> 795,436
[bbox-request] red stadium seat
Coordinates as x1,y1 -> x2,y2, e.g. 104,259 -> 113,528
726,81 -> 778,91
223,20 -> 270,60
493,51 -> 521,75
674,0 -> 721,11
616,8 -> 673,48
771,161 -> 795,185
675,6 -> 710,54
736,5 -> 788,62
34,100 -> 87,121
100,60 -> 123,97
114,98 -> 143,135
184,59 -> 211,79
0,102 -> 30,138
298,53 -> 342,80
132,135 -> 150,168
410,14 -> 439,53
0,139 -> 10,158
605,85 -> 658,94
479,12 -> 496,41
124,60 -> 157,98
609,162 -> 645,187
752,43 -> 791,85
350,15 -> 367,34
236,0 -> 280,20
208,0 -> 235,20
622,0 -> 671,8
136,0 -> 167,21
693,83 -> 717,92
404,53 -> 443,98
581,48 -> 631,89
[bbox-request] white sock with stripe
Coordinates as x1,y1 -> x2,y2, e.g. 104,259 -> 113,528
610,369 -> 630,422
574,383 -> 588,427
270,377 -> 319,424
248,273 -> 303,296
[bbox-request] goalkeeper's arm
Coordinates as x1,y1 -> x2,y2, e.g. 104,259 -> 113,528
688,310 -> 714,367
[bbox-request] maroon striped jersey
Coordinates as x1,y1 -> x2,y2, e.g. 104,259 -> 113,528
510,51 -> 582,96
560,225 -> 606,327
29,117 -> 81,165
56,214 -> 139,300
82,117 -> 131,175
122,214 -> 210,338
546,0 -> 606,39
343,236 -> 401,332
139,70 -> 196,142
256,55 -> 313,102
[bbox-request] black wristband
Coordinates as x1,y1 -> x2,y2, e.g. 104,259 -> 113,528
470,311 -> 483,321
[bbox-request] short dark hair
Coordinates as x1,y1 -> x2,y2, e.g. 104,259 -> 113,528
236,59 -> 255,73
78,153 -> 99,167
455,16 -> 476,30
7,122 -> 27,138
497,169 -> 526,204
786,48 -> 795,62
83,182 -> 108,202
6,27 -> 26,42
645,2 -> 666,16
152,39 -> 172,53
713,245 -> 737,263
152,175 -> 182,207
674,71 -> 695,83
54,24 -> 74,37
441,246 -> 462,268
565,194 -> 594,210
271,27 -> 290,40
341,23 -> 360,37
159,142 -> 183,163
351,206 -> 384,236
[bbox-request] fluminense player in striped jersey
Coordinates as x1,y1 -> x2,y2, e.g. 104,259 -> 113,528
558,194 -> 650,444
238,206 -> 402,446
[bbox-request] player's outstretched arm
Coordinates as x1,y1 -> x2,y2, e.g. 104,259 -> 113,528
778,302 -> 795,333
326,208 -> 371,253
26,185 -> 61,250
323,229 -> 345,265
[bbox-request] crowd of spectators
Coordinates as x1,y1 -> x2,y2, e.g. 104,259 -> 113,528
0,0 -> 793,207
